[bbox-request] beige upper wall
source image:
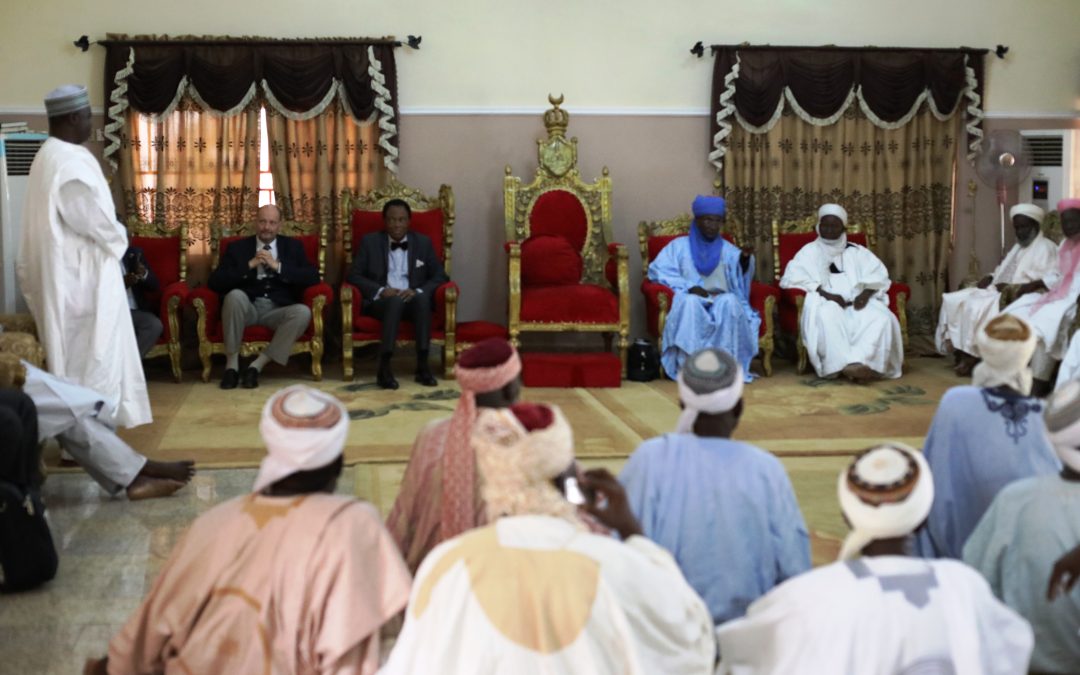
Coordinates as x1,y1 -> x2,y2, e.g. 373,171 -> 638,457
2,0 -> 1079,114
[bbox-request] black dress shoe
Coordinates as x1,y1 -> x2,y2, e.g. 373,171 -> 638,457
415,370 -> 437,386
241,367 -> 259,389
377,371 -> 400,390
220,368 -> 240,390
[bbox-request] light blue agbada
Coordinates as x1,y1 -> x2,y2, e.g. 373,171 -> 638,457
963,475 -> 1080,674
620,434 -> 811,625
913,386 -> 1061,559
649,237 -> 760,382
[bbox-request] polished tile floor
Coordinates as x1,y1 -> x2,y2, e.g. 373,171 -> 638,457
0,467 -> 360,674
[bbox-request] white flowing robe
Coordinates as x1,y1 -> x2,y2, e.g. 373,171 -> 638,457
935,233 -> 1059,356
779,241 -> 902,378
1002,245 -> 1080,364
16,137 -> 150,428
382,515 -> 716,674
715,556 -> 1033,675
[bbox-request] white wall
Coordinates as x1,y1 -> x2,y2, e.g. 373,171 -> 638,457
2,0 -> 1079,114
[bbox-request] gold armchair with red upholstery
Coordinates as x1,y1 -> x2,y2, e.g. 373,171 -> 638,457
772,216 -> 909,373
340,180 -> 460,380
638,214 -> 779,376
127,220 -> 191,382
190,221 -> 332,381
504,95 -> 631,374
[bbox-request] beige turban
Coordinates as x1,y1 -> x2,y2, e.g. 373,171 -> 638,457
838,442 -> 934,560
1044,380 -> 1080,473
1009,203 -> 1046,225
972,314 -> 1037,395
253,385 -> 349,492
472,403 -> 580,525
676,348 -> 743,434
44,84 -> 90,117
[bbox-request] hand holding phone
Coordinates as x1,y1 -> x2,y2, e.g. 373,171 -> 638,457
579,468 -> 643,540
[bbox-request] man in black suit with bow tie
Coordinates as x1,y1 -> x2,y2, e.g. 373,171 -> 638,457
347,198 -> 448,389
208,204 -> 319,390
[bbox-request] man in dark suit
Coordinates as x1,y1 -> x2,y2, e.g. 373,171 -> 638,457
121,246 -> 163,358
347,198 -> 448,389
208,204 -> 319,390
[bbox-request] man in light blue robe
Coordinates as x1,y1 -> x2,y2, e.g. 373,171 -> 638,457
649,195 -> 760,381
963,380 -> 1080,674
914,314 -> 1061,560
619,348 -> 810,625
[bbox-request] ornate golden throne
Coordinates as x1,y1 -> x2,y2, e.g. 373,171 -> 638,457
189,220 -> 331,381
504,95 -> 631,373
127,220 -> 191,381
340,179 -> 461,380
639,214 -> 779,376
772,215 -> 910,373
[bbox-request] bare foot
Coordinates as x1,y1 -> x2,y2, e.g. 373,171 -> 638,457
842,363 -> 877,385
126,476 -> 186,501
139,460 -> 196,483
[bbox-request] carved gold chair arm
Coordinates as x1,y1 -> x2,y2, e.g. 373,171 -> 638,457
0,314 -> 38,338
0,352 -> 27,389
0,332 -> 45,369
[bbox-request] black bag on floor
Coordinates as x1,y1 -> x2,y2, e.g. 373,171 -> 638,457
627,339 -> 661,382
0,480 -> 58,592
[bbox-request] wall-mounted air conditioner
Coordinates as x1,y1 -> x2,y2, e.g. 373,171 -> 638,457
0,132 -> 48,314
1020,129 -> 1079,213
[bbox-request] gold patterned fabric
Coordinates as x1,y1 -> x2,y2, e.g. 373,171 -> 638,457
116,99 -> 261,284
724,106 -> 957,345
266,102 -> 388,285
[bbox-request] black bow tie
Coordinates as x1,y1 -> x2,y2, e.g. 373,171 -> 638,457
390,241 -> 408,251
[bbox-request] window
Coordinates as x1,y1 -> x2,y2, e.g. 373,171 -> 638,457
257,106 -> 275,207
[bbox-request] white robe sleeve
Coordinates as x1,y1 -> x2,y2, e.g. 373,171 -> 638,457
969,571 -> 1035,675
649,241 -> 696,292
778,246 -> 822,293
57,179 -> 128,261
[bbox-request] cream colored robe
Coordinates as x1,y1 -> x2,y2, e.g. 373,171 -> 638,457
16,137 -> 150,428
383,515 -> 716,675
935,233 -> 1059,356
107,494 -> 411,675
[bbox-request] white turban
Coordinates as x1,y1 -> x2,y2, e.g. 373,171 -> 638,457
675,349 -> 744,434
972,314 -> 1037,395
837,443 -> 934,561
253,385 -> 349,493
1009,203 -> 1046,225
816,204 -> 849,252
1043,380 -> 1080,473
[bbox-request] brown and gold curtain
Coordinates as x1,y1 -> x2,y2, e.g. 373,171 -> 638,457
710,45 -> 987,345
266,102 -> 388,284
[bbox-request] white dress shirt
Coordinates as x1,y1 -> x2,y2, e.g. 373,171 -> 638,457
256,238 -> 279,279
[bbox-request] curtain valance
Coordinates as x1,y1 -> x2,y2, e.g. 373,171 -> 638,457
103,36 -> 400,172
709,46 -> 986,170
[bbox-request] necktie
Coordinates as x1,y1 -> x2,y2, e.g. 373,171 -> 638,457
390,241 -> 408,251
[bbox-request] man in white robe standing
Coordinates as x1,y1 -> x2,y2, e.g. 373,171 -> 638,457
1002,198 -> 1080,396
779,204 -> 902,383
715,442 -> 1034,675
936,203 -> 1057,376
383,402 -> 716,674
16,85 -> 151,429
963,380 -> 1080,673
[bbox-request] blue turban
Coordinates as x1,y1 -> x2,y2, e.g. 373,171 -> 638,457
689,195 -> 727,276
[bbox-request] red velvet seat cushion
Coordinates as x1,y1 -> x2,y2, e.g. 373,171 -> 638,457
528,190 -> 588,251
520,285 -> 619,323
457,321 -> 509,343
220,234 -> 320,272
350,208 -> 446,261
350,315 -> 446,342
521,352 -> 621,388
521,235 -> 583,286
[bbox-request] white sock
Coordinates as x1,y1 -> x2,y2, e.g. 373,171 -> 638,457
226,353 -> 239,370
251,353 -> 271,372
